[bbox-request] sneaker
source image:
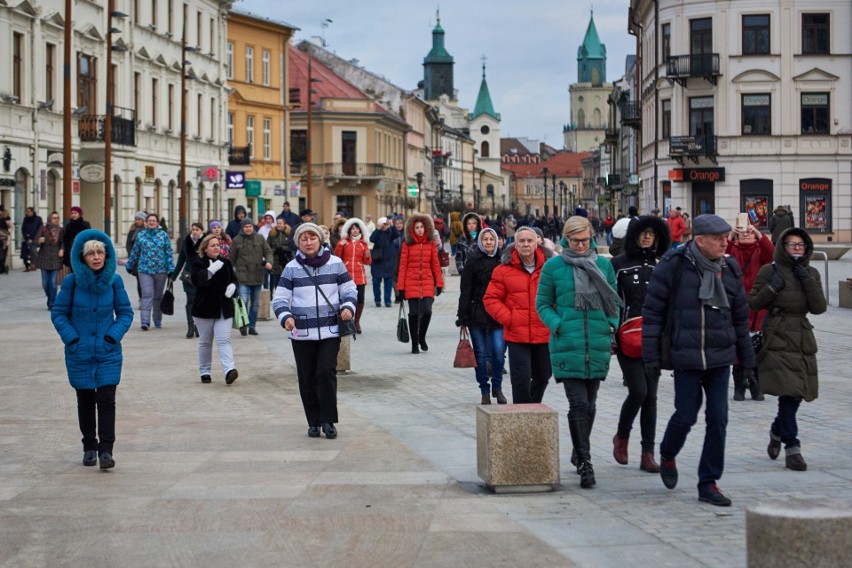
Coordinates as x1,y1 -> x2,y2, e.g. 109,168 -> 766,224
248,328 -> 258,336
308,426 -> 321,438
660,459 -> 678,489
200,374 -> 212,383
225,369 -> 239,385
154,321 -> 162,328
83,450 -> 98,466
767,428 -> 781,460
141,324 -> 149,331
321,423 -> 337,439
698,484 -> 732,506
99,452 -> 116,470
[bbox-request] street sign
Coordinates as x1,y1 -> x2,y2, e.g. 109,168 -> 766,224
245,180 -> 261,197
408,184 -> 419,197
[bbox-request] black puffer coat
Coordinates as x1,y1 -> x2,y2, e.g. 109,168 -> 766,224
457,247 -> 501,330
748,228 -> 826,401
454,212 -> 483,275
611,215 -> 670,322
642,243 -> 755,370
191,255 -> 239,319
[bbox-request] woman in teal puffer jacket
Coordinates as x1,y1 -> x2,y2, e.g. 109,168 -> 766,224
537,216 -> 619,489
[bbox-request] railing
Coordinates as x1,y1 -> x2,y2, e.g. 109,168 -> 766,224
666,53 -> 720,85
618,100 -> 641,127
313,162 -> 386,178
228,145 -> 251,166
78,106 -> 136,146
604,128 -> 619,144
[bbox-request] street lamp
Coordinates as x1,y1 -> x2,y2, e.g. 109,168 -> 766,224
179,28 -> 200,241
541,167 -> 549,217
104,2 -> 128,239
551,174 -> 557,219
305,59 -> 321,214
559,181 -> 566,218
62,0 -> 73,218
415,171 -> 423,212
438,179 -> 445,208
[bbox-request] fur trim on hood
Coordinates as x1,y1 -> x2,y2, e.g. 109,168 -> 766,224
499,242 -> 555,265
774,227 -> 814,264
341,217 -> 368,238
403,213 -> 436,245
623,215 -> 671,259
461,212 -> 483,241
70,228 -> 118,293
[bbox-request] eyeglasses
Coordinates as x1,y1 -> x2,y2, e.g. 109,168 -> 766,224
568,237 -> 591,246
783,242 -> 806,250
640,230 -> 655,237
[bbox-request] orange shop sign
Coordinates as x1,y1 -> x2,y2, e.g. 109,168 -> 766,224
668,168 -> 725,183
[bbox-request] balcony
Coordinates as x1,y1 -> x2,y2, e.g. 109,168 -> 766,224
228,145 -> 251,166
618,100 -> 641,129
669,135 -> 718,165
78,107 -> 136,146
313,162 -> 386,179
666,53 -> 721,86
604,128 -> 619,145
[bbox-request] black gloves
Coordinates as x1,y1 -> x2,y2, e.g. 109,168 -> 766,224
436,287 -> 443,296
792,263 -> 811,282
644,362 -> 661,381
742,367 -> 756,382
769,271 -> 786,293
397,290 -> 405,301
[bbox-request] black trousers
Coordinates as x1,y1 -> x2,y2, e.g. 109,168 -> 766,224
76,386 -> 117,454
355,284 -> 365,304
291,338 -> 340,427
506,342 -> 551,403
616,350 -> 659,452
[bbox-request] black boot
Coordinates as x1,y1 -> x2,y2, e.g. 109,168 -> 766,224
186,323 -> 194,338
408,314 -> 420,354
748,371 -> 765,401
354,302 -> 364,334
732,365 -> 746,401
185,304 -> 194,338
567,418 -> 582,475
418,313 -> 432,352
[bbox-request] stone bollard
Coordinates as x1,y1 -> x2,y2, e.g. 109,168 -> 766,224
336,335 -> 351,373
476,404 -> 559,493
747,500 -> 852,568
258,289 -> 271,320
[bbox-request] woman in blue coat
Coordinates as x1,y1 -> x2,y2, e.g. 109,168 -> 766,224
51,229 -> 133,469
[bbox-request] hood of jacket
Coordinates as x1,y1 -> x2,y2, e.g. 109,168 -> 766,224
403,213 -> 436,245
70,228 -> 117,293
774,227 -> 814,267
262,210 -> 277,222
341,217 -> 368,239
500,242 -> 554,265
232,205 -> 247,220
461,212 -> 483,241
773,206 -> 789,218
623,215 -> 671,259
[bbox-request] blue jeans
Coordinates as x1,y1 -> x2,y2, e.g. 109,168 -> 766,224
239,284 -> 261,329
41,268 -> 59,308
772,396 -> 802,449
660,366 -> 729,488
468,327 -> 505,394
372,276 -> 394,305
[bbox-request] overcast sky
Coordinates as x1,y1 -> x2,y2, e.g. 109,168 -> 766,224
237,0 -> 635,148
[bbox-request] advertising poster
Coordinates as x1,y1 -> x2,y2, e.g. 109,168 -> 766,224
799,178 -> 831,233
743,195 -> 770,229
803,195 -> 828,231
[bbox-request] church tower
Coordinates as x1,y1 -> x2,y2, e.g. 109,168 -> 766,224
564,12 -> 610,152
423,14 -> 455,101
469,60 -> 502,183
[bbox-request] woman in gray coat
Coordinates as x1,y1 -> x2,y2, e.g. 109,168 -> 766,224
748,227 -> 826,472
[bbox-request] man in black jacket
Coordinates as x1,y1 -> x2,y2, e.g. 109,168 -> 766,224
21,207 -> 43,271
642,214 -> 755,507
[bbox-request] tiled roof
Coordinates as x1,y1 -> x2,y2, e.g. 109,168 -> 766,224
501,151 -> 591,178
578,14 -> 606,60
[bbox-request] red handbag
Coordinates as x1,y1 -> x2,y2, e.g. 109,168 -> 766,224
438,249 -> 450,268
617,316 -> 643,358
453,328 -> 477,368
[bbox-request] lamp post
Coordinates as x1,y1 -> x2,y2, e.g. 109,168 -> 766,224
104,2 -> 128,239
559,181 -> 566,218
415,171 -> 423,213
179,30 -> 200,241
551,174 -> 557,219
62,0 -> 72,218
305,59 -> 321,214
438,179 -> 444,208
541,167 -> 549,218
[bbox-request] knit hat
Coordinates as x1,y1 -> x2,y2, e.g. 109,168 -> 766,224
71,206 -> 83,215
240,217 -> 254,228
612,217 -> 632,239
208,220 -> 222,230
293,222 -> 325,245
134,210 -> 147,221
378,216 -> 388,225
692,214 -> 731,236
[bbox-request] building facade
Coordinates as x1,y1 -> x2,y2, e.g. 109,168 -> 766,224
629,0 -> 851,241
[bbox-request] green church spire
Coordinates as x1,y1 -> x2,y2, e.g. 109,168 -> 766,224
471,60 -> 500,120
577,12 -> 607,85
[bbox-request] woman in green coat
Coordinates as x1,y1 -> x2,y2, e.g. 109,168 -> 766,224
748,227 -> 826,472
537,216 -> 619,489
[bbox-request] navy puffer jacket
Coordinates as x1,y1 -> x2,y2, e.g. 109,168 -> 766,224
642,244 -> 755,371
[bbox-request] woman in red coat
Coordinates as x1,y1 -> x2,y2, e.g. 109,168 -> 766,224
334,218 -> 372,333
726,221 -> 774,401
397,213 -> 444,353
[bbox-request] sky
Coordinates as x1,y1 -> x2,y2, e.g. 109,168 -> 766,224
236,0 -> 635,148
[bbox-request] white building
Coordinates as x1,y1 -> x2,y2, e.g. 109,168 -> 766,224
629,0 -> 851,241
0,0 -> 231,255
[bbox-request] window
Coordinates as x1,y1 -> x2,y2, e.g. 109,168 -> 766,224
342,131 -> 356,175
689,96 -> 714,151
77,53 -> 97,113
45,43 -> 55,106
167,0 -> 173,34
742,14 -> 770,55
802,14 -> 829,54
168,84 -> 174,130
151,78 -> 158,126
662,99 -> 671,139
196,11 -> 202,49
209,18 -> 215,54
262,50 -> 270,86
690,18 -> 713,75
480,125 -> 490,135
197,94 -> 203,137
226,42 -> 233,79
290,129 -> 306,165
245,46 -> 254,83
801,93 -> 829,134
151,0 -> 158,28
227,112 -> 234,145
246,115 -> 255,157
742,94 -> 771,135
134,72 -> 141,122
481,140 -> 490,158
210,97 -> 216,139
263,118 -> 271,160
661,23 -> 671,61
13,33 -> 23,100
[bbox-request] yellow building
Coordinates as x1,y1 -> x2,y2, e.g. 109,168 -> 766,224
225,10 -> 296,221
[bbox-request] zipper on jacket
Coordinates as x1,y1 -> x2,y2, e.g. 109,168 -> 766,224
314,267 -> 323,340
584,312 -> 590,378
700,306 -> 706,370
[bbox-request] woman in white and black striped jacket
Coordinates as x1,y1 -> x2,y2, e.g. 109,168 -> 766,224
273,222 -> 357,440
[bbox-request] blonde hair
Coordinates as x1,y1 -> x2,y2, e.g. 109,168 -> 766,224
562,216 -> 593,237
198,234 -> 220,257
82,240 -> 106,257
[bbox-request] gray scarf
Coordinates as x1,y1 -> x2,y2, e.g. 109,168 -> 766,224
689,241 -> 730,310
560,247 -> 620,317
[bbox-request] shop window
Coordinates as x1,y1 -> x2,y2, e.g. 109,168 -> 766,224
801,93 -> 829,134
742,94 -> 771,135
740,179 -> 773,230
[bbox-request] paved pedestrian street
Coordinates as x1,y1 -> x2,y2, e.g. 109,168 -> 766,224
2,256 -> 852,567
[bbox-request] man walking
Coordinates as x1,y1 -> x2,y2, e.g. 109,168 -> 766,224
231,218 -> 273,336
667,207 -> 686,249
642,214 -> 755,506
277,201 -> 301,233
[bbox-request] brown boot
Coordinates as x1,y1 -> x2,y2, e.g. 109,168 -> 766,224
492,391 -> 508,404
481,393 -> 491,405
354,303 -> 364,334
612,434 -> 629,465
640,451 -> 660,473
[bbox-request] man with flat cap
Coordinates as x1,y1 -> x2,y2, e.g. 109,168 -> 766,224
642,214 -> 755,507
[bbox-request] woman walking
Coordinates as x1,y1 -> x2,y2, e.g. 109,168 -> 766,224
51,229 -> 133,469
537,217 -> 619,488
208,221 -> 232,259
191,234 -> 240,384
610,215 -> 670,473
126,213 -> 174,330
267,217 -> 292,294
171,222 -> 205,338
397,213 -> 444,354
61,206 -> 91,273
35,211 -> 64,309
273,223 -> 357,439
457,227 -> 505,404
749,227 -> 826,471
334,218 -> 372,333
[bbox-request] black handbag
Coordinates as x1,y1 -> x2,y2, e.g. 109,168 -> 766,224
301,266 -> 356,339
370,245 -> 383,262
160,280 -> 175,316
396,302 -> 410,343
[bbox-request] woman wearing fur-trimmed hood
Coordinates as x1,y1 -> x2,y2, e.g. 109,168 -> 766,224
334,217 -> 372,333
454,212 -> 483,275
398,213 -> 444,354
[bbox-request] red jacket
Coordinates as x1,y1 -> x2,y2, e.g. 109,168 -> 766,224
483,246 -> 550,344
334,237 -> 372,286
726,234 -> 775,330
397,213 -> 444,299
668,214 -> 686,242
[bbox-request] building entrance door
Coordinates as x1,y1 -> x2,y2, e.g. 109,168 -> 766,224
692,182 -> 715,219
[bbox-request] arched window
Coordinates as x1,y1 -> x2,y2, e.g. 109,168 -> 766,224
593,108 -> 602,128
577,109 -> 586,129
481,140 -> 490,158
592,68 -> 600,85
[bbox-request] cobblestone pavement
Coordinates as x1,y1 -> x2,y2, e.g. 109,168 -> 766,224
1,253 -> 851,567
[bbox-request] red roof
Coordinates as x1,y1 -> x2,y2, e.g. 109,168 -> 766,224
501,151 -> 591,178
